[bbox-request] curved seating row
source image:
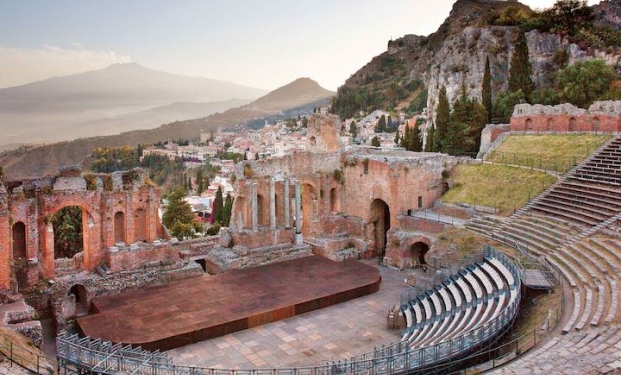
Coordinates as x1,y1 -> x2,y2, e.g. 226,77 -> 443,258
400,255 -> 519,350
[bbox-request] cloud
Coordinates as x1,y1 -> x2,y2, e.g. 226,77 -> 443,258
0,44 -> 132,88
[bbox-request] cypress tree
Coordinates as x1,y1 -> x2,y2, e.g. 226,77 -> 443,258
213,186 -> 224,224
196,168 -> 204,195
425,125 -> 435,152
508,32 -> 534,96
482,56 -> 493,123
222,193 -> 233,227
394,129 -> 401,145
435,86 -> 450,152
411,122 -> 422,152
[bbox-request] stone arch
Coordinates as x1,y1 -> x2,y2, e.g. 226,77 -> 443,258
309,136 -> 317,147
114,211 -> 125,244
51,206 -> 85,260
12,221 -> 27,261
409,242 -> 430,266
134,208 -> 147,242
369,199 -> 390,257
68,284 -> 89,314
592,117 -> 601,132
301,182 -> 318,236
569,117 -> 577,132
525,118 -> 533,131
330,187 -> 340,213
546,117 -> 554,132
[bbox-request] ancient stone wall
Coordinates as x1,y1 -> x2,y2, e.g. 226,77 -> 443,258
510,101 -> 621,133
0,167 -> 167,291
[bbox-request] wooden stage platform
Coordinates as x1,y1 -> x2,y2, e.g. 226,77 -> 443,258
76,256 -> 381,351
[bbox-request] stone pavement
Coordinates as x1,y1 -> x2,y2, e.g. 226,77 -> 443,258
167,259 -> 411,369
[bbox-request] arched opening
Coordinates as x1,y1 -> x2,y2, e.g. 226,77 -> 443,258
593,117 -> 601,132
369,199 -> 390,257
525,118 -> 533,131
274,193 -> 280,226
134,208 -> 147,242
568,117 -> 577,132
257,194 -> 266,227
330,188 -> 339,213
12,222 -> 27,261
68,284 -> 89,316
418,196 -> 423,208
409,242 -> 430,267
546,118 -> 554,132
114,212 -> 125,244
301,183 -> 317,236
52,206 -> 84,260
310,136 -> 317,147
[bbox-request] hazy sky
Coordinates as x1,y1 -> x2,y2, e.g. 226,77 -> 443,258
0,0 -> 600,91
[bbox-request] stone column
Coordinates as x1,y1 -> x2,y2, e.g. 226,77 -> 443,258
251,183 -> 258,232
284,178 -> 291,229
294,181 -> 303,245
270,178 -> 276,229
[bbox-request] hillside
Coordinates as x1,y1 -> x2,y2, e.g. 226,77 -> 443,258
0,78 -> 334,180
332,0 -> 621,124
0,63 -> 266,147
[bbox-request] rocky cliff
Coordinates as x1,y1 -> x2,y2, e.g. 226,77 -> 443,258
334,0 -> 621,127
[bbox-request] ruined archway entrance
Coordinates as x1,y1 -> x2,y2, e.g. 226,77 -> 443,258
569,117 -> 577,132
409,242 -> 430,267
52,206 -> 84,261
233,196 -> 248,229
134,208 -> 147,242
12,222 -> 27,261
369,199 -> 390,257
330,188 -> 339,213
301,183 -> 317,236
257,194 -> 266,227
68,284 -> 89,316
114,212 -> 125,244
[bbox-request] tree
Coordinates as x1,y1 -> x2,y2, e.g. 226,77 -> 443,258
493,90 -> 527,119
196,168 -> 205,195
508,32 -> 534,97
349,121 -> 358,138
213,186 -> 224,224
222,193 -> 233,227
52,206 -> 83,259
387,115 -> 393,131
394,129 -> 400,145
435,86 -> 450,152
555,59 -> 618,108
544,0 -> 594,38
446,89 -> 488,155
411,120 -> 423,152
375,115 -> 387,133
162,187 -> 196,240
482,56 -> 493,123
425,125 -> 436,152
371,136 -> 381,147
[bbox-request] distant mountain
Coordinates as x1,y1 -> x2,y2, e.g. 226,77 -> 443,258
0,63 -> 267,146
73,98 -> 251,138
0,78 -> 334,180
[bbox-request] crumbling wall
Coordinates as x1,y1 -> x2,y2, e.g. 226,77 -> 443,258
510,101 -> 621,132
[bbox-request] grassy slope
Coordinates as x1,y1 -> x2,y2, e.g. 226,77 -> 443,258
487,134 -> 612,173
441,163 -> 557,215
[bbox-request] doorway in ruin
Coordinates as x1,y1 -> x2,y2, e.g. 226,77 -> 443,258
569,117 -> 577,132
301,183 -> 317,236
546,118 -> 554,132
68,284 -> 89,316
12,222 -> 27,262
257,194 -> 266,227
114,212 -> 125,244
52,206 -> 84,261
330,188 -> 340,213
369,199 -> 390,257
233,196 -> 248,229
409,242 -> 430,267
134,208 -> 147,242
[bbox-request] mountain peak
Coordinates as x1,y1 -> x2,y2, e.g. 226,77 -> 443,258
248,77 -> 334,112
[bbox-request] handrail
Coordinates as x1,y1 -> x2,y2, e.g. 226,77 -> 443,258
0,330 -> 53,374
57,246 -> 522,375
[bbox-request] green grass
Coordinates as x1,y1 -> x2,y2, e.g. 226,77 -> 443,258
487,134 -> 612,173
441,163 -> 557,216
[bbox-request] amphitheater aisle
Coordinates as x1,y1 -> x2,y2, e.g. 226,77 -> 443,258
166,260 -> 408,369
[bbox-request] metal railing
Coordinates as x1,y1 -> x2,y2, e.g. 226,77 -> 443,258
0,330 -> 53,374
57,247 -> 522,375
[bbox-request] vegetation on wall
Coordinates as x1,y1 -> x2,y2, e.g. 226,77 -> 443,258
52,206 -> 83,259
